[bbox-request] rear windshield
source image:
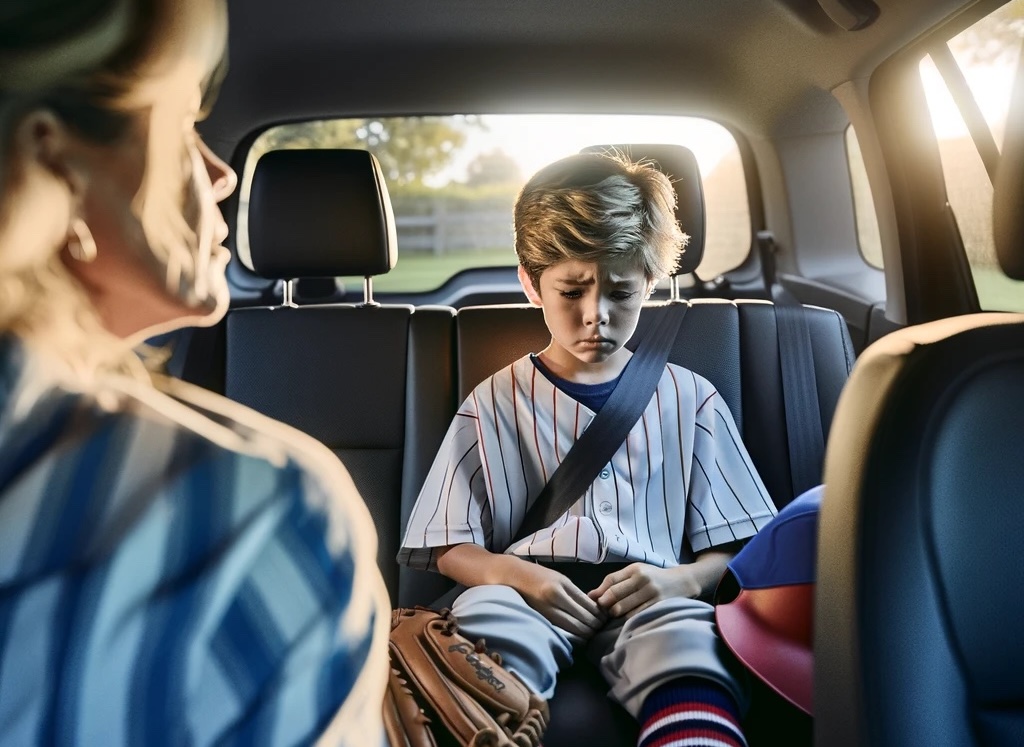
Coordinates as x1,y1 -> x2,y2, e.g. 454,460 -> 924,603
238,115 -> 751,293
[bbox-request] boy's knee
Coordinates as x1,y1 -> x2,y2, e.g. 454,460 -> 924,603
620,596 -> 716,636
601,600 -> 751,717
449,584 -> 572,699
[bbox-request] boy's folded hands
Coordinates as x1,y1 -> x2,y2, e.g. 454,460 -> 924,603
438,543 -> 738,634
435,544 -> 608,638
505,559 -> 608,638
588,547 -> 739,617
588,563 -> 703,619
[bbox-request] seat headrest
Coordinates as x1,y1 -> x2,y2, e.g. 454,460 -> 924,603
240,149 -> 398,279
581,143 -> 705,275
994,54 -> 1024,280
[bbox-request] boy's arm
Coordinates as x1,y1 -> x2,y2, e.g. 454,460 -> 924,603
437,543 -> 606,638
588,542 -> 742,619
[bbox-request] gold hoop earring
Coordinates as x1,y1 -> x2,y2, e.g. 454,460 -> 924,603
67,218 -> 97,263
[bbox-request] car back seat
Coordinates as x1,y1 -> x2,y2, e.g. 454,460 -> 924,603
425,299 -> 851,747
395,147 -> 853,747
219,145 -> 851,746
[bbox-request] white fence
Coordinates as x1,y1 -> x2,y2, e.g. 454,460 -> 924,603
395,207 -> 513,254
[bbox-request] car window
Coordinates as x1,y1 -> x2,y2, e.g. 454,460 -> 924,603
238,115 -> 751,293
846,125 -> 883,269
919,0 -> 1024,311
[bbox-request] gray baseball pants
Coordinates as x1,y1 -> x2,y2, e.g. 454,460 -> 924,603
450,584 -> 749,718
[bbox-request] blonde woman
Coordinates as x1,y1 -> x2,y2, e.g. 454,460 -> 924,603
0,1 -> 389,744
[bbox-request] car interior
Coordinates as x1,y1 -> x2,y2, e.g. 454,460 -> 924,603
178,0 -> 1024,743
815,61 -> 1024,746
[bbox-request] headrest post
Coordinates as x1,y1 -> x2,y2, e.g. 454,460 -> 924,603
362,276 -> 380,307
282,279 -> 298,308
669,275 -> 681,303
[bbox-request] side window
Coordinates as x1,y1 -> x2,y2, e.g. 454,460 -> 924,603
919,0 -> 1024,311
238,115 -> 751,293
845,125 -> 882,269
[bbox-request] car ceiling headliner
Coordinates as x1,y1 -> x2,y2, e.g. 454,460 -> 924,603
203,0 -> 974,158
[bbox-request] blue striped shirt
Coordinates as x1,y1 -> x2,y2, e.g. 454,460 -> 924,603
0,336 -> 389,745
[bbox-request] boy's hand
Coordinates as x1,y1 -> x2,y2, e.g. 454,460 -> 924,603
436,544 -> 607,637
588,563 -> 702,619
506,560 -> 608,638
589,548 -> 738,618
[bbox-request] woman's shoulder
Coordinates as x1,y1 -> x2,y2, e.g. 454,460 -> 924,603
106,375 -> 380,568
9,364 -> 357,508
145,373 -> 350,481
0,343 -> 380,575
1,338 -> 311,477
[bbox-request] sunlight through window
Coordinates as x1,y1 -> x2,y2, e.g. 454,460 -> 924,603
239,115 -> 751,293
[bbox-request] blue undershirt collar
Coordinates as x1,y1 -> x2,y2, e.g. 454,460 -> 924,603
529,353 -> 627,413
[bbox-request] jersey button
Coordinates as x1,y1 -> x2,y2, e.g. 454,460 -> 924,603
599,501 -> 613,514
599,468 -> 611,479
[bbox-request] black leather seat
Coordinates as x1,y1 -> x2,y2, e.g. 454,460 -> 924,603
814,61 -> 1024,746
224,149 -> 455,604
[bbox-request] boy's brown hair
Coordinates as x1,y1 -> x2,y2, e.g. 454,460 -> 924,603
513,151 -> 688,290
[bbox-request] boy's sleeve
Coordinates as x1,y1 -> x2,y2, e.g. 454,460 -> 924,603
686,384 -> 778,554
397,400 -> 491,572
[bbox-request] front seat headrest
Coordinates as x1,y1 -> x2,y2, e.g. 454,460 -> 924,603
581,143 -> 705,276
241,148 -> 398,280
994,52 -> 1024,280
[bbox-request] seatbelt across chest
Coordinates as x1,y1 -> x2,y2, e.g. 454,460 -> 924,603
513,304 -> 686,542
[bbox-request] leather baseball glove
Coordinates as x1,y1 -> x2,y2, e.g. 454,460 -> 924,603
384,607 -> 549,747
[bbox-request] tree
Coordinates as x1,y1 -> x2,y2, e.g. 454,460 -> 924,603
463,149 -> 523,187
254,116 -> 483,188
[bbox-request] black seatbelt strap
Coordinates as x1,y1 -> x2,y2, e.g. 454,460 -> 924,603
513,304 -> 686,542
757,230 -> 825,498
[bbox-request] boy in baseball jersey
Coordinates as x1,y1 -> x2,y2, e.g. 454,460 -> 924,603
398,152 -> 777,746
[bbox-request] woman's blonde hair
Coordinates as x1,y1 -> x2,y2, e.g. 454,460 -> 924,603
0,0 -> 227,380
513,151 -> 688,290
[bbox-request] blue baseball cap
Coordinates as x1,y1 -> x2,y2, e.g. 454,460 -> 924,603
715,484 -> 822,715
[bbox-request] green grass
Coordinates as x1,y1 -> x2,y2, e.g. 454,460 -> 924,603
341,249 -> 517,293
972,265 -> 1024,312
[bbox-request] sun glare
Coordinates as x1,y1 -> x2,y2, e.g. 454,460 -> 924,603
439,114 -> 738,187
919,54 -> 1018,143
920,0 -> 1022,146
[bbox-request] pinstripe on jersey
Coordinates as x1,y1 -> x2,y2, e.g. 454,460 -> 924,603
0,337 -> 389,746
399,355 -> 777,572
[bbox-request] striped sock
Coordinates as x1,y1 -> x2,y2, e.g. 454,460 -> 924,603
637,678 -> 747,747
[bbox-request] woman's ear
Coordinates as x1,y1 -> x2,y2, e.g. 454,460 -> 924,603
518,265 -> 543,306
0,110 -> 78,266
14,109 -> 86,200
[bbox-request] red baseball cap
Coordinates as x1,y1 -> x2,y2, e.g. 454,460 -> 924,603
714,485 -> 822,715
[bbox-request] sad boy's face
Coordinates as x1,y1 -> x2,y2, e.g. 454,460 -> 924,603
521,258 -> 651,370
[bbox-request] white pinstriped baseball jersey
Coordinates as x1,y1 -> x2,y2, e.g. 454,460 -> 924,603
398,355 -> 777,572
